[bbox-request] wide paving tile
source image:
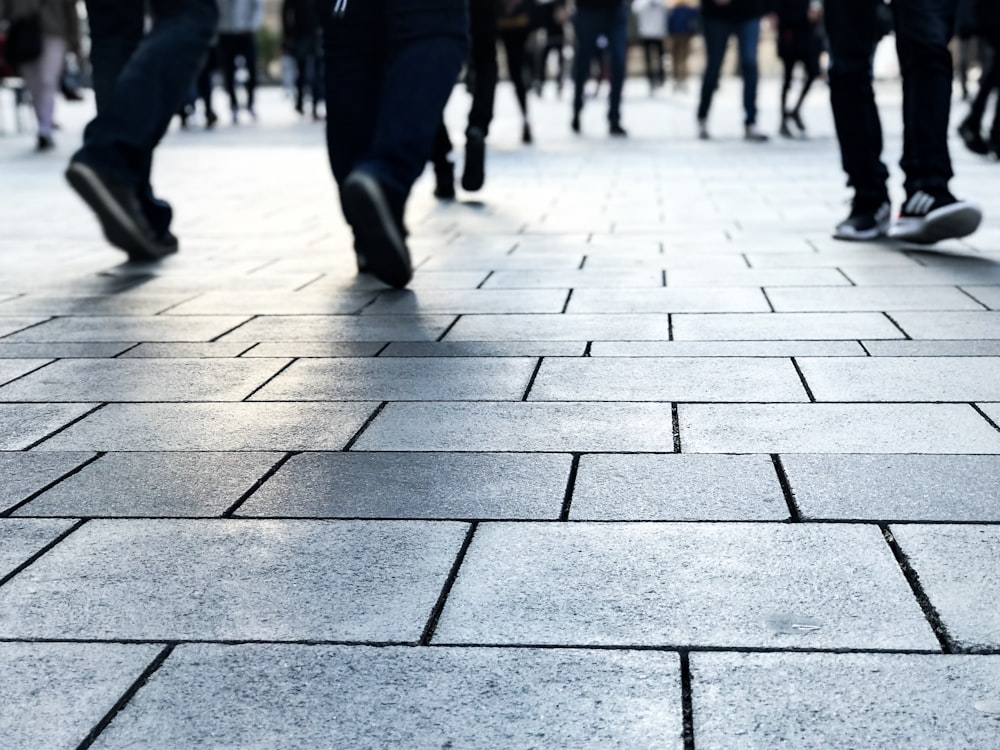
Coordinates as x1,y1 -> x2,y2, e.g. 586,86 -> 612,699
0,518 -> 77,579
672,312 -> 905,341
1,316 -> 251,343
797,357 -> 1000,402
0,403 -> 98,450
0,451 -> 93,513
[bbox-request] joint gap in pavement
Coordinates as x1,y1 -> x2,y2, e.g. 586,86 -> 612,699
668,313 -> 674,341
521,358 -> 544,401
661,270 -> 667,287
419,522 -> 478,646
770,454 -> 802,522
0,316 -> 60,342
971,403 -> 1000,434
22,403 -> 107,451
956,286 -> 991,310
356,295 -> 382,314
561,289 -> 573,314
293,273 -> 326,292
223,452 -> 299,517
835,268 -> 857,286
373,342 -> 392,357
880,525 -> 955,654
111,343 -> 142,358
209,314 -> 258,343
858,340 -> 872,357
583,342 -> 593,357
1,452 -> 106,518
905,252 -> 929,268
680,650 -> 696,750
882,312 -> 913,340
236,342 -> 261,357
740,254 -> 752,269
0,519 -> 88,589
761,288 -> 776,313
559,454 -> 582,521
476,271 -> 494,290
153,293 -> 200,316
435,316 -> 461,342
0,358 -> 57,388
790,358 -> 816,402
578,256 -> 587,270
241,358 -> 298,401
75,643 -> 176,750
342,401 -> 388,451
672,403 -> 682,453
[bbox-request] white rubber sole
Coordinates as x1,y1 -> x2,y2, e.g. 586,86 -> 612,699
890,201 -> 983,245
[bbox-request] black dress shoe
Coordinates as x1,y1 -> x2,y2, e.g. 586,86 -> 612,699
609,122 -> 627,137
341,170 -> 412,289
958,118 -> 990,155
461,127 -> 486,192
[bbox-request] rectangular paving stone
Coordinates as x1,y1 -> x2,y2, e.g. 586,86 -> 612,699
566,288 -> 770,313
380,341 -> 587,357
17,452 -> 281,517
667,268 -> 851,287
570,454 -> 787,520
529,358 -> 808,402
890,311 -> 1000,339
241,341 -> 386,357
2,316 -> 251,343
0,358 -> 291,402
962,286 -> 1000,310
163,290 -> 377,315
418,253 -> 583,271
584,254 -> 748,270
979,402 -> 1000,425
0,317 -> 48,338
842,265 -> 1000,286
797,357 -> 1000,402
434,523 -> 937,649
672,312 -> 904,340
239,452 -> 571,519
362,289 -> 569,314
679,404 -> 1000,453
891,525 -> 1000,650
0,295 -> 188,316
218,314 -> 455,342
690,653 -> 1000,750
766,286 -> 986,312
863,340 -> 1000,356
483,269 -> 664,289
0,403 -> 98,450
0,343 -> 135,358
0,452 -> 94,513
746,249 -> 920,268
445,314 -> 670,341
590,340 -> 866,357
0,643 -> 163,750
38,402 -> 378,451
354,402 -> 676,452
120,342 -> 257,358
0,519 -> 468,641
782,454 -> 1000,521
0,359 -> 50,386
0,518 -> 77,579
251,357 -> 537,401
91,645 -> 682,750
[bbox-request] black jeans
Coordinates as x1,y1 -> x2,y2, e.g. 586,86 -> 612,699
967,33 -> 999,134
697,17 -> 761,125
323,0 -> 467,203
467,0 -> 499,136
218,32 -> 258,113
826,0 -> 956,198
78,0 -> 218,188
572,5 -> 628,125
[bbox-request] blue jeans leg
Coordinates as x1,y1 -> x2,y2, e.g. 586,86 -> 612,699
697,19 -> 730,121
606,5 -> 628,125
736,19 -> 761,126
572,9 -> 604,116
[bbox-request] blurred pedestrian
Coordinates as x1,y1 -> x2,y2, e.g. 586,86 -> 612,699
667,0 -> 700,91
65,0 -> 218,260
827,0 -> 982,244
282,0 -> 324,120
217,0 -> 263,123
498,0 -> 535,144
571,0 -> 629,136
957,0 -> 1000,157
633,0 -> 668,94
776,0 -> 823,138
533,0 -> 568,97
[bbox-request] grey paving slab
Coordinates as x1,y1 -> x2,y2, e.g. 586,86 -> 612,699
679,404 -> 1000,453
17,452 -> 281,517
746,249 -> 920,268
0,403 -> 98,450
361,289 -> 569,314
0,519 -> 467,641
528,357 -> 808,402
979,403 -> 1000,425
667,268 -> 852,287
240,341 -> 386,357
482,269 -> 664,288
380,341 -> 588,357
797,357 -> 1000,402
842,264 -> 1000,286
251,357 -> 537,401
590,340 -> 867,357
566,288 -> 770,313
163,290 -> 377,315
38,402 -> 378,451
0,317 -> 48,338
353,402 -> 676,452
240,452 -> 571,519
1,316 -> 251,342
890,311 -> 1000,339
672,312 -> 905,340
0,358 -> 50,386
0,342 -> 135,358
962,286 -> 1000,309
217,314 -> 455,342
0,358 -> 291,402
0,295 -> 188,316
863,339 -> 1000,356
570,454 -> 787,520
92,645 -> 683,750
782,454 -> 1000,521
584,254 -> 749,270
444,313 -> 670,341
0,452 -> 94,513
0,518 -> 77,579
119,342 -> 258,358
690,653 -> 1000,750
767,286 -> 987,312
891,525 -> 1000,650
434,523 -> 937,649
0,642 -> 163,750
418,253 -> 584,270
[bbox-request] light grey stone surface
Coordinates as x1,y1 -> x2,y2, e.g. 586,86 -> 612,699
0,403 -> 98,450
979,402 -> 1000,425
0,642 -> 162,750
162,290 -> 377,315
666,268 -> 852,287
783,454 -> 1000,521
38,402 -> 378,451
528,357 -> 808,401
690,653 -> 1000,750
0,358 -> 291,402
679,404 -> 1000,453
380,341 -> 588,357
240,342 -> 386,357
92,645 -> 683,750
962,286 -> 1000,309
590,340 -> 867,356
0,451 -> 93,512
0,294 -> 189,316
566,288 -> 770,313
17,452 -> 281,517
0,358 -> 50,386
0,518 -> 77,579
361,289 -> 570,314
0,317 -> 48,338
120,342 -> 256,358
0,520 -> 467,641
766,286 -> 986,312
842,265 -> 1000,286
0,343 -> 135,358
863,340 -> 1000,356
239,452 -> 570,519
354,402 -> 676,452
672,312 -> 905,340
444,313 -> 670,341
434,523 -> 937,648
571,454 -> 787,520
891,525 -> 1000,650
797,357 -> 1000,401
2,316 -> 251,342
482,269 -> 664,288
250,357 -> 537,401
890,311 -> 1000,339
217,314 -> 455,342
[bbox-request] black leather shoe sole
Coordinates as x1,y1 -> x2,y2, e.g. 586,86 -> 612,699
341,171 -> 412,289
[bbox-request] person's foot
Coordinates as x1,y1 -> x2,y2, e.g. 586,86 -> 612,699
522,122 -> 533,145
609,122 -> 627,137
36,134 -> 55,152
434,159 -> 456,200
340,170 -> 412,289
779,116 -> 793,138
744,124 -> 769,142
65,160 -> 179,261
571,112 -> 580,134
958,117 -> 990,155
990,130 -> 1000,157
790,110 -> 806,134
205,110 -> 218,129
890,190 -> 982,244
231,108 -> 239,125
833,195 -> 891,241
697,118 -> 709,140
461,127 -> 486,192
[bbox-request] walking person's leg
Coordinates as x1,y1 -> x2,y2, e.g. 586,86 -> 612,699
736,18 -> 766,140
19,35 -> 67,149
571,9 -> 601,131
501,27 -> 532,142
242,32 -> 258,116
218,34 -> 240,119
958,34 -> 998,154
463,0 -> 498,191
697,19 -> 729,138
606,5 -> 628,134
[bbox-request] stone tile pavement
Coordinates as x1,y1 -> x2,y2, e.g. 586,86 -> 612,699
1,75 -> 1000,748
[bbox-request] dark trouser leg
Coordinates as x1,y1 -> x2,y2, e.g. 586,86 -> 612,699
697,19 -> 730,121
294,52 -> 307,112
467,0 -> 498,136
240,33 -> 258,112
968,36 -> 999,129
893,0 -> 955,194
781,59 -> 793,115
826,0 -> 888,200
218,34 -> 239,111
735,18 -> 760,126
501,27 -> 531,119
197,45 -> 217,118
572,10 -> 602,116
606,5 -> 628,125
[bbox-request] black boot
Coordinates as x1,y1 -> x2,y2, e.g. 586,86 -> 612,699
434,159 -> 456,200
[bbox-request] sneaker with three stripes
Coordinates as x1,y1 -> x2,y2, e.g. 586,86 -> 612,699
890,190 -> 983,244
